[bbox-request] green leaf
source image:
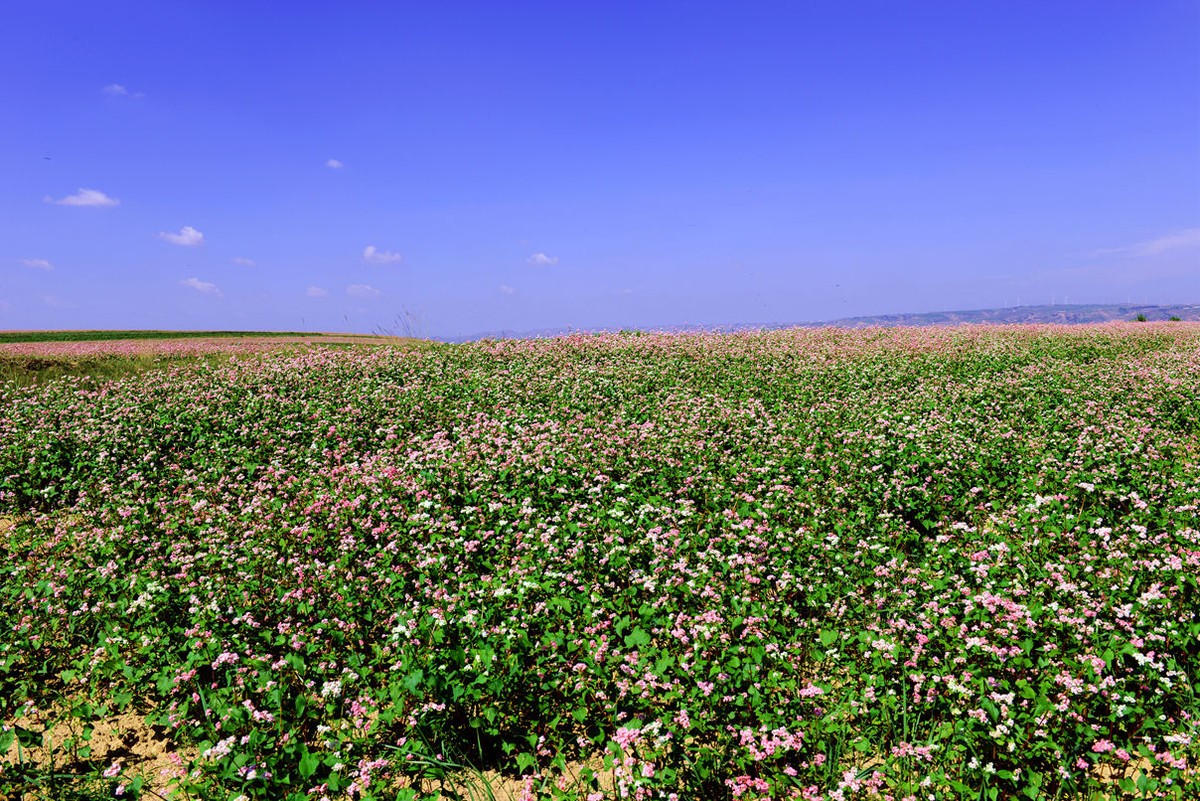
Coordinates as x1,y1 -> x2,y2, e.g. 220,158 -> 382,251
624,626 -> 650,648
299,748 -> 319,779
819,629 -> 838,646
15,725 -> 42,749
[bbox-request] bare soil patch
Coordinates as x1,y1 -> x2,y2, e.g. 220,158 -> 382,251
2,706 -> 193,798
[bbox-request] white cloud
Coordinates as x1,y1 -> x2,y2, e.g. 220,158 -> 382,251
102,83 -> 143,97
231,256 -> 255,267
363,245 -> 403,264
326,158 -> 344,169
500,284 -> 516,295
1131,228 -> 1200,255
346,283 -> 380,298
22,258 -> 54,271
160,226 -> 205,247
306,285 -> 329,297
46,188 -> 120,207
1092,228 -> 1200,258
42,294 -> 73,308
527,252 -> 558,266
180,277 -> 221,296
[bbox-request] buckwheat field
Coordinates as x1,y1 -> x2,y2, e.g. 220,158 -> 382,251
3,324 -> 1197,800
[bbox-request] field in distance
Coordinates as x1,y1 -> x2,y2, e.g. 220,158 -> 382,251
0,329 -> 427,385
0,329 -> 417,344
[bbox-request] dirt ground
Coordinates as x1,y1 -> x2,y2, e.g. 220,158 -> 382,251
2,706 -> 611,799
2,707 -> 192,797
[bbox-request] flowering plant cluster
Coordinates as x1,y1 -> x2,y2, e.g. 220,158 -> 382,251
2,323 -> 1198,799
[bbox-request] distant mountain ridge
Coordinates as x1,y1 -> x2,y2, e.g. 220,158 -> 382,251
449,303 -> 1200,342
788,302 -> 1200,329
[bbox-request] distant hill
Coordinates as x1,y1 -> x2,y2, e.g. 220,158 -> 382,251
451,303 -> 1200,341
789,302 -> 1200,328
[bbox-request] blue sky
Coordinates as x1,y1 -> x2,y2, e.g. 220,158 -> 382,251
2,2 -> 1197,339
